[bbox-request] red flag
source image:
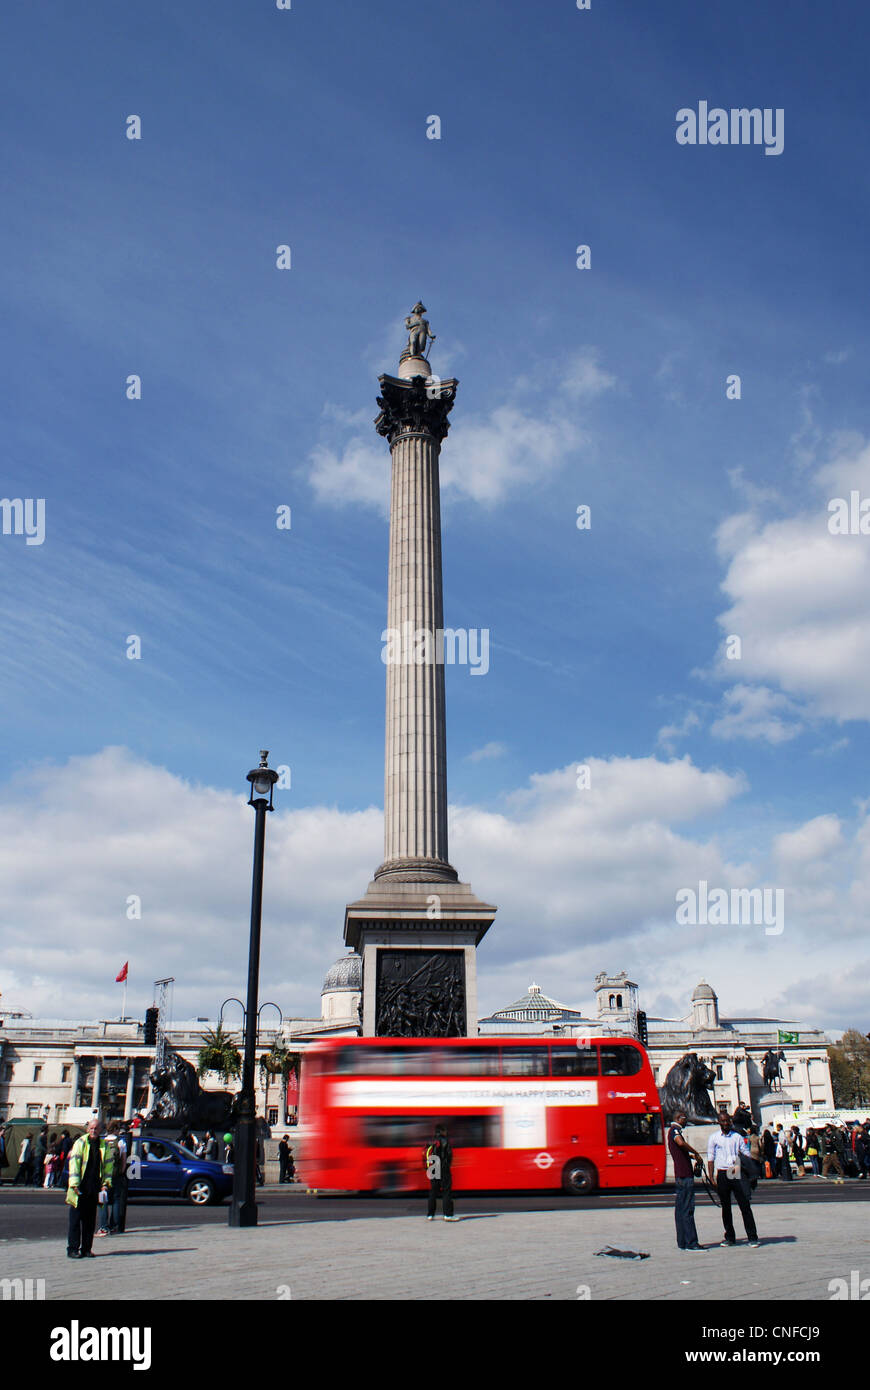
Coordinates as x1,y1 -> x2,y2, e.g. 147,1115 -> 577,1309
115,962 -> 128,983
286,1070 -> 299,1107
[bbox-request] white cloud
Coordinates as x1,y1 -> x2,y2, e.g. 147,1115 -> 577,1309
559,349 -> 616,400
712,436 -> 870,724
308,439 -> 389,513
305,352 -> 615,511
773,814 -> 843,866
4,748 -> 870,1030
465,741 -> 507,763
711,684 -> 804,744
657,709 -> 701,754
441,405 -> 581,504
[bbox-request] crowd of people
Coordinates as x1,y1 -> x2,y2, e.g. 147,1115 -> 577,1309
0,1124 -> 76,1188
722,1104 -> 870,1182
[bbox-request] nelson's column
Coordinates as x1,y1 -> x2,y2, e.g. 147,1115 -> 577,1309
343,304 -> 496,1036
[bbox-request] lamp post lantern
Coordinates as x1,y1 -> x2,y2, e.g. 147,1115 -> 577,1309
229,750 -> 278,1229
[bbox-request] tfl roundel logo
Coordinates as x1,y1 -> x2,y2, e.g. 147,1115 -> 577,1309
534,1152 -> 554,1170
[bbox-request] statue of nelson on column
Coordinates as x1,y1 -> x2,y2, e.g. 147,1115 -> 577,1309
404,302 -> 436,359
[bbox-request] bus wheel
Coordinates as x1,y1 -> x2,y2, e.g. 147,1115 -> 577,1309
562,1160 -> 597,1196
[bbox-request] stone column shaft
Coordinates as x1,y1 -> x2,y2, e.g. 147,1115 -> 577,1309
374,369 -> 458,884
384,430 -> 448,866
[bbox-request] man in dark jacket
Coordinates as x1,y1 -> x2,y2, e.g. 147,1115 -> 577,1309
33,1127 -> 48,1187
732,1103 -> 752,1135
425,1124 -> 457,1221
278,1136 -> 291,1182
761,1127 -> 776,1177
58,1130 -> 73,1189
820,1126 -> 845,1180
856,1124 -> 870,1179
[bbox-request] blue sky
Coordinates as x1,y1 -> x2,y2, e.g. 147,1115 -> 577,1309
2,0 -> 870,1029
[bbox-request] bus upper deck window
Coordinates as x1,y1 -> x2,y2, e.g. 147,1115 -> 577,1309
551,1045 -> 598,1077
500,1047 -> 549,1077
435,1046 -> 501,1075
599,1046 -> 643,1076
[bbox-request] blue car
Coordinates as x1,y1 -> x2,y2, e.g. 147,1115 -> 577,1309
127,1136 -> 234,1206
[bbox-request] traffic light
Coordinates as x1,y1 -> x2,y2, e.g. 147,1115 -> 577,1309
143,1007 -> 159,1045
637,1010 -> 648,1048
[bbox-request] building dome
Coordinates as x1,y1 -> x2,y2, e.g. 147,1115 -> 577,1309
322,953 -> 362,995
692,980 -> 717,1001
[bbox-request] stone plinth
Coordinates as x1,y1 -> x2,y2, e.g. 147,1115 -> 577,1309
397,352 -> 431,380
344,878 -> 496,1038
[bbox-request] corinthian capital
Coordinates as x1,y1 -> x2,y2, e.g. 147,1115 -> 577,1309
375,373 -> 458,445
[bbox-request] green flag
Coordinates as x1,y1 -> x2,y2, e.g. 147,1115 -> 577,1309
778,1030 -> 798,1044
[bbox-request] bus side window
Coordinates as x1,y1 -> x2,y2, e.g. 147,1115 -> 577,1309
501,1047 -> 549,1076
436,1047 -> 501,1076
606,1114 -> 663,1145
551,1045 -> 598,1077
599,1046 -> 643,1077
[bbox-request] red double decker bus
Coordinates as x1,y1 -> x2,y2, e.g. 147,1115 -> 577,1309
296,1036 -> 665,1194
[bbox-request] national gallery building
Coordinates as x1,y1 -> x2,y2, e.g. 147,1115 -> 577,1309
0,963 -> 833,1127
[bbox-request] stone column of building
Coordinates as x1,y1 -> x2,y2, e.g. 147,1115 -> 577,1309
343,310 -> 496,1035
799,1055 -> 812,1109
124,1060 -> 135,1120
70,1057 -> 80,1108
90,1060 -> 101,1108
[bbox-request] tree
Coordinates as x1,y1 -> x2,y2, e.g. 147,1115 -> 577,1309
197,1024 -> 242,1084
827,1029 -> 870,1108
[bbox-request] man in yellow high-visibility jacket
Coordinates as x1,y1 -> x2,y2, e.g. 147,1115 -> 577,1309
66,1118 -> 114,1259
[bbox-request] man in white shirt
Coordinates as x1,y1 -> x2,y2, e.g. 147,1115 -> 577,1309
707,1112 -> 760,1247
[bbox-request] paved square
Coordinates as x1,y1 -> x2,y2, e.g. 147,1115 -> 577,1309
2,1196 -> 865,1301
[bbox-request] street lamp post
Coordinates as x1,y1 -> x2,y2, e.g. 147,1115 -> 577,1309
229,750 -> 278,1229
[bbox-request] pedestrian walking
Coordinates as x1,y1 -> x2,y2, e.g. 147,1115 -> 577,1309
66,1118 -> 114,1259
13,1133 -> 34,1185
204,1130 -> 218,1161
44,1133 -> 59,1188
790,1127 -> 805,1176
58,1129 -> 74,1189
278,1136 -> 291,1183
821,1126 -> 845,1181
707,1113 -> 760,1247
96,1125 -> 123,1236
109,1124 -> 130,1234
856,1124 -> 870,1180
32,1127 -> 48,1187
776,1126 -> 792,1183
761,1126 -> 776,1178
667,1110 -> 705,1251
424,1123 -> 457,1221
805,1127 -> 821,1175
